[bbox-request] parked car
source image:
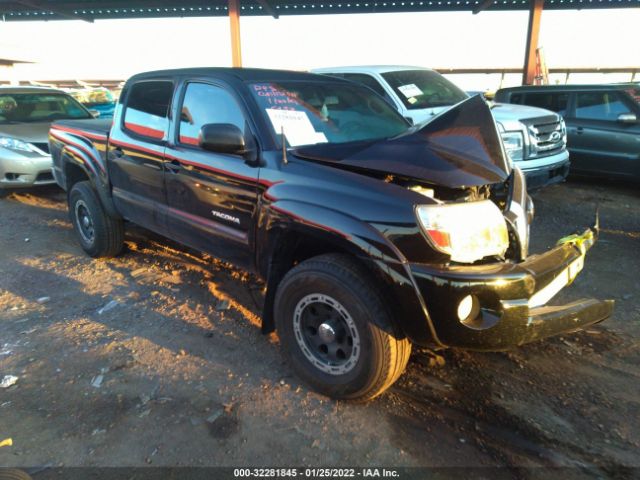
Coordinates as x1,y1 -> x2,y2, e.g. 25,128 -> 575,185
312,66 -> 570,189
0,87 -> 94,196
68,87 -> 117,118
466,90 -> 494,100
49,68 -> 612,400
495,84 -> 640,181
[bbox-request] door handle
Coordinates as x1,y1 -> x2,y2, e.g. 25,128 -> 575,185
576,127 -> 584,135
142,162 -> 161,170
166,159 -> 182,173
111,147 -> 124,158
166,159 -> 194,173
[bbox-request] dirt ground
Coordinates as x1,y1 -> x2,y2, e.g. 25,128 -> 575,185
0,179 -> 639,477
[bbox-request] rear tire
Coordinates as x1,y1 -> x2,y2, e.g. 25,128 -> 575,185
274,254 -> 411,401
68,181 -> 123,258
0,469 -> 33,480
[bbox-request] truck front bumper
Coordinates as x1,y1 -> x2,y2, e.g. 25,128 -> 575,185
409,227 -> 614,350
517,151 -> 570,190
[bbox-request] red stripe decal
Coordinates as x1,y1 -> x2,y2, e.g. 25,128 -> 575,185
124,122 -> 165,139
109,139 -> 164,158
179,135 -> 199,146
163,153 -> 258,185
65,145 -> 99,177
50,125 -> 107,142
270,205 -> 349,240
167,207 -> 247,242
163,153 -> 279,189
50,130 -> 105,173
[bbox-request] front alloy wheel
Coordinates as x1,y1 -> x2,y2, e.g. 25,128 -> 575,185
293,293 -> 361,376
275,254 -> 411,401
74,199 -> 96,245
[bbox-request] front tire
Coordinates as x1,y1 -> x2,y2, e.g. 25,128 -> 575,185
68,181 -> 124,258
274,254 -> 411,401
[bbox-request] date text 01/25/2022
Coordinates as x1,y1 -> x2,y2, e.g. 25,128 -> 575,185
233,468 -> 399,477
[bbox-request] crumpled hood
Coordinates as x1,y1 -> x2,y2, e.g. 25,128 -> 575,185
0,122 -> 52,143
292,95 -> 511,189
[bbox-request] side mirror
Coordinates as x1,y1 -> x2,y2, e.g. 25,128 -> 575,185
617,113 -> 637,124
89,109 -> 100,118
199,123 -> 246,155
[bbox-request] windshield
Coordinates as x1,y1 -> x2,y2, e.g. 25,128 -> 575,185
0,93 -> 91,124
250,81 -> 409,148
381,70 -> 468,110
70,88 -> 115,107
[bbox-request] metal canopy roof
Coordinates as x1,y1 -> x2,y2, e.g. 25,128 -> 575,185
1,0 -> 639,22
0,57 -> 32,65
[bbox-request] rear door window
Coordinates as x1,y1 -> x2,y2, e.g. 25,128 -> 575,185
123,80 -> 173,140
522,92 -> 569,116
575,91 -> 630,121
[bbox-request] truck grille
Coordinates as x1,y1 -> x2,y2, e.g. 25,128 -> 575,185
526,118 -> 565,158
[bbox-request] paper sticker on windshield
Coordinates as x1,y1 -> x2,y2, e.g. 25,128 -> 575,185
398,83 -> 423,98
407,97 -> 418,105
266,108 -> 328,147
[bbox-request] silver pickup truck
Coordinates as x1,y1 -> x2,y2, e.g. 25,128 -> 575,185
313,66 -> 570,189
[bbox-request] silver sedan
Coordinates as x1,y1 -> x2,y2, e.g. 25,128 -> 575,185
0,87 -> 94,195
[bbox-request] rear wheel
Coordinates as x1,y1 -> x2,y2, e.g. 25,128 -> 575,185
68,181 -> 123,258
0,469 -> 33,480
274,254 -> 411,401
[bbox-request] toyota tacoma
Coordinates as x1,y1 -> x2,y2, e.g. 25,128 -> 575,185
49,68 -> 613,400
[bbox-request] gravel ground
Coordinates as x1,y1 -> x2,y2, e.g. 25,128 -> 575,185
0,179 -> 638,477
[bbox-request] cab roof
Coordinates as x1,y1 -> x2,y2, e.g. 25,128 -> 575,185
128,67 -> 346,84
312,65 -> 435,75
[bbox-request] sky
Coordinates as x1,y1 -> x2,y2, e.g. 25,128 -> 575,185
0,8 -> 639,90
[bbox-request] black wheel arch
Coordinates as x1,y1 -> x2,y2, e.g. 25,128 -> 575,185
61,149 -> 121,220
68,180 -> 124,258
257,201 -> 440,347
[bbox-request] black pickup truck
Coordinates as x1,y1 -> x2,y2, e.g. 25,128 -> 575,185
49,68 -> 613,400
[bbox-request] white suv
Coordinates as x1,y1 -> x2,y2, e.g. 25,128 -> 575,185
312,66 -> 570,189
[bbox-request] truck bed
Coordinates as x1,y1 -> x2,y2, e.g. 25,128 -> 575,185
52,118 -> 112,137
49,118 -> 113,190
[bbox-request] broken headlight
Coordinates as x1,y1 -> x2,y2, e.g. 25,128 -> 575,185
416,200 -> 509,263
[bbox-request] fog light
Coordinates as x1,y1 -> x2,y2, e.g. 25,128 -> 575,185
457,295 -> 479,323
